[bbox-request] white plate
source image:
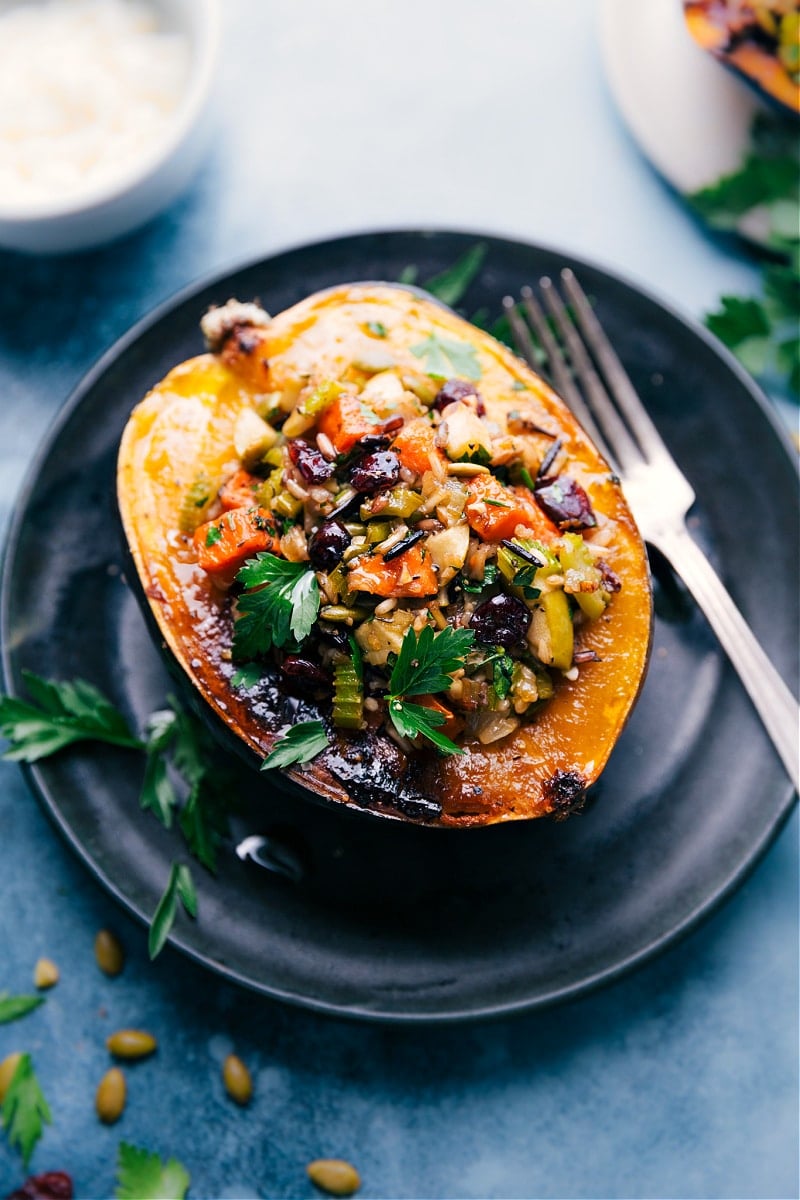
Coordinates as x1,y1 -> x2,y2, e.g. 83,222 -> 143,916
600,0 -> 766,232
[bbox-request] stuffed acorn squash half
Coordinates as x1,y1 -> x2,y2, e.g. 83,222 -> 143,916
118,284 -> 652,827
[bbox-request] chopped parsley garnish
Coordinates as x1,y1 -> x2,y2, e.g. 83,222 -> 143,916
234,553 -> 320,660
261,719 -> 330,770
484,498 -> 511,508
1,1053 -> 51,1167
365,320 -> 388,337
115,1141 -> 191,1200
205,524 -> 222,546
493,654 -> 515,700
461,563 -> 499,594
410,331 -> 482,381
386,625 -> 474,754
148,862 -> 197,961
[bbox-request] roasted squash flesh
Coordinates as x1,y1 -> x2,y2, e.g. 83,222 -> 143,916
118,284 -> 652,826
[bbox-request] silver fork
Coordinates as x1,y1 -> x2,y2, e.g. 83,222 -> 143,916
504,268 -> 799,793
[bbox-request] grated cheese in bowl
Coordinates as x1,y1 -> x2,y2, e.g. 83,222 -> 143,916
0,0 -> 191,210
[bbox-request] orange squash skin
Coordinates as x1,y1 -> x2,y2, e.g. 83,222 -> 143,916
117,284 -> 653,827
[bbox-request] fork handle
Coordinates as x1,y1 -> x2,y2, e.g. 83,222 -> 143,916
653,526 -> 799,793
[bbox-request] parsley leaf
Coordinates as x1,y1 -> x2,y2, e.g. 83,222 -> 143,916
1,1053 -> 51,1167
261,719 -> 329,771
0,672 -> 143,762
493,655 -> 515,700
422,243 -> 487,308
148,863 -> 197,960
689,111 -> 800,399
388,698 -> 461,755
388,624 -> 475,698
140,709 -> 179,829
0,994 -> 45,1025
169,705 -> 230,873
410,331 -> 482,381
365,320 -> 388,337
230,663 -> 263,690
115,1141 -> 190,1200
386,626 -> 474,754
234,553 -> 320,660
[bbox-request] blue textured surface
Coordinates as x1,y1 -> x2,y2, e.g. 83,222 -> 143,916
0,2 -> 797,1197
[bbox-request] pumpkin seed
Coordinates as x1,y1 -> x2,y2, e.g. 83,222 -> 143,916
0,1053 -> 22,1102
95,1067 -> 126,1124
106,1029 -> 157,1059
94,929 -> 125,977
33,958 -> 59,989
306,1159 -> 361,1196
446,461 -> 490,477
222,1054 -> 253,1105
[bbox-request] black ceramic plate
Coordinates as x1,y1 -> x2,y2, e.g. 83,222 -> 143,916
2,231 -> 797,1023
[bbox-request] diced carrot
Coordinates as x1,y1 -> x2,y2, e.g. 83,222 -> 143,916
317,392 -> 382,454
193,506 -> 278,580
219,469 -> 262,511
415,694 -> 464,741
465,475 -> 558,542
391,418 -> 444,476
347,544 -> 439,598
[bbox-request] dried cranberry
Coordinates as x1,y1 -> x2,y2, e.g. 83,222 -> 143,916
288,440 -> 334,484
350,450 -> 401,494
434,378 -> 485,415
280,656 -> 331,692
598,559 -> 622,593
469,594 -> 531,648
534,475 -> 596,530
7,1172 -> 74,1200
308,520 -> 351,571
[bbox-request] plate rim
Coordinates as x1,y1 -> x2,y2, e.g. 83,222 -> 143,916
2,227 -> 797,1024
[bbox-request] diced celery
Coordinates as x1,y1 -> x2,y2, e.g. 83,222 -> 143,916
332,655 -> 364,730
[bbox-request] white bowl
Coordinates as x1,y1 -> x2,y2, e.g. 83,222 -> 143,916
0,0 -> 220,254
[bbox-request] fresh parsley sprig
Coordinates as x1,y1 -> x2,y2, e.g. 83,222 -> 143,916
0,671 -> 143,762
261,719 -> 329,770
386,625 -> 474,754
115,1141 -> 190,1200
0,994 -> 44,1025
233,553 -> 320,660
148,863 -> 197,961
689,112 -> 800,399
1,1053 -> 51,1167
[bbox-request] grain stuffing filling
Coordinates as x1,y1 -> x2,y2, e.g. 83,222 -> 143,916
186,298 -> 622,758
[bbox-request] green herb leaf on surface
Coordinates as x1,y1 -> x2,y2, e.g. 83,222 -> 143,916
115,1141 -> 191,1200
422,243 -> 487,308
365,320 -> 388,337
148,863 -> 197,960
261,719 -> 330,771
234,553 -> 320,660
688,112 -> 800,399
410,331 -> 482,381
1,1053 -> 51,1167
0,994 -> 45,1025
179,775 -> 230,874
0,672 -> 143,762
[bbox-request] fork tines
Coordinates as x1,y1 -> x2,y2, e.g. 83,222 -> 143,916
504,270 -> 661,473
